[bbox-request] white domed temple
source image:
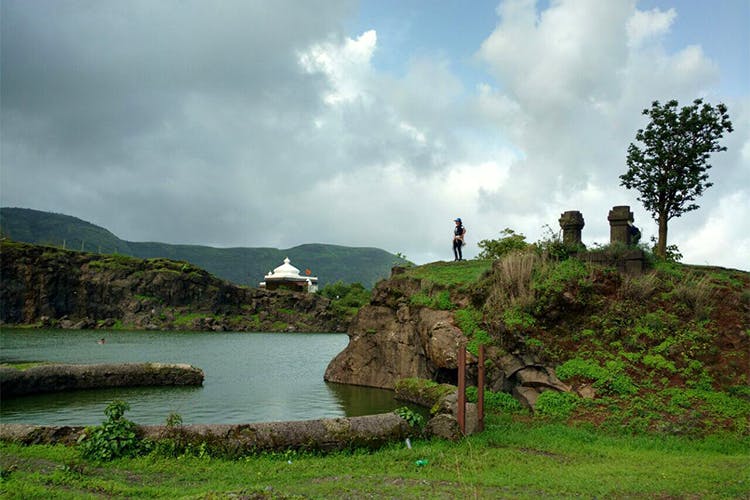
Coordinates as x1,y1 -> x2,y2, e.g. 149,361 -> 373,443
259,257 -> 318,293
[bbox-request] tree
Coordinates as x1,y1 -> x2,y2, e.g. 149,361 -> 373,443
477,228 -> 529,260
620,99 -> 732,259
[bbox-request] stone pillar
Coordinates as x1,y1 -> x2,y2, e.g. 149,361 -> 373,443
608,206 -> 634,245
558,210 -> 585,246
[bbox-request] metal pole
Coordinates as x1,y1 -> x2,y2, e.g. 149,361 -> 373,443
457,344 -> 466,435
478,344 -> 485,432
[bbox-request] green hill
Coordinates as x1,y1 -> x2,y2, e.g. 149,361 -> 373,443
0,207 -> 406,288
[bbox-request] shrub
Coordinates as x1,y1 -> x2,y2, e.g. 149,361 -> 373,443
466,386 -> 524,413
556,358 -> 638,396
477,228 -> 530,260
534,391 -> 580,419
394,406 -> 425,429
533,224 -> 584,261
78,400 -> 145,461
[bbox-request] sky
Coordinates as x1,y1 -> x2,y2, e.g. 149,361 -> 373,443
1,0 -> 749,270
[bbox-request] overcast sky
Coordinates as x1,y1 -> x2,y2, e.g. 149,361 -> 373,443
2,0 -> 748,269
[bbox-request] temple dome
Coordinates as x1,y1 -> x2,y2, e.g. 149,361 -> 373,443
265,257 -> 301,279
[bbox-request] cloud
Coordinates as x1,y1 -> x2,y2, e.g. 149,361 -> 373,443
1,0 -> 747,271
626,7 -> 677,47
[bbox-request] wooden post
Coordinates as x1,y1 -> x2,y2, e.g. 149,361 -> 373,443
478,344 -> 485,432
457,345 -> 466,435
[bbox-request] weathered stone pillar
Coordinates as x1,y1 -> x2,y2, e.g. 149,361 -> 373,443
558,211 -> 585,246
608,206 -> 634,245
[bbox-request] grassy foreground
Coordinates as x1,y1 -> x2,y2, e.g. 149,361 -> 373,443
2,415 -> 748,499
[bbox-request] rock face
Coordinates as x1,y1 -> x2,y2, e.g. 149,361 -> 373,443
0,241 -> 346,332
325,276 -> 466,389
325,270 -> 572,410
0,363 -> 205,398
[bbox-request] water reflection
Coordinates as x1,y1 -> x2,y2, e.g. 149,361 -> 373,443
0,329 -> 409,425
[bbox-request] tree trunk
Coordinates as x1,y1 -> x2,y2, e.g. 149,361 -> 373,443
657,215 -> 668,259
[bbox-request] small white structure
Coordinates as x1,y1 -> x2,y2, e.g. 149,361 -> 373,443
259,257 -> 318,293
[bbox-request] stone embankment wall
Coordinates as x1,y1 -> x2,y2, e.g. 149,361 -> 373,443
0,363 -> 204,398
0,413 -> 412,453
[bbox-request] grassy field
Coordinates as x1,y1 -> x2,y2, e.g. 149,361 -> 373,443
2,414 -> 748,499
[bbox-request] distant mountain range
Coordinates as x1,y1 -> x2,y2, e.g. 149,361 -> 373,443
0,207 -> 408,288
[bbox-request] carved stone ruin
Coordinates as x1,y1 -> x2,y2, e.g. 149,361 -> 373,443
608,205 -> 634,245
558,210 -> 585,247
558,206 -> 646,275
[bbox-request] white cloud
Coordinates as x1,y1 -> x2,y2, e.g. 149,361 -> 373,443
298,30 -> 377,105
680,191 -> 750,268
626,7 -> 676,48
2,0 -> 747,271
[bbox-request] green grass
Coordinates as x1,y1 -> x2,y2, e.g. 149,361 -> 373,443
399,259 -> 493,287
1,416 -> 748,498
0,361 -> 51,371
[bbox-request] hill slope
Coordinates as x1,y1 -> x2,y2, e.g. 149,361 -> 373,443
0,207 -> 405,288
326,255 -> 750,435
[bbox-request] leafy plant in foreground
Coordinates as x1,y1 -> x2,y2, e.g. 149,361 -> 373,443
77,400 -> 144,461
394,406 -> 425,429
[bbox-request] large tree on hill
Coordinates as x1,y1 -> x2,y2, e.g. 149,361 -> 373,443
620,99 -> 733,259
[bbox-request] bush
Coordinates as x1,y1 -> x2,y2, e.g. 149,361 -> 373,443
534,391 -> 580,419
78,400 -> 145,461
319,281 -> 371,308
477,228 -> 530,260
394,406 -> 425,429
466,386 -> 524,413
556,358 -> 637,396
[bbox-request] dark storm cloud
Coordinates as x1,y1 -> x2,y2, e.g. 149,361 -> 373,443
1,0 -> 358,244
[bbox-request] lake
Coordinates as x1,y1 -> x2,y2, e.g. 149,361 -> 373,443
0,329 -> 405,426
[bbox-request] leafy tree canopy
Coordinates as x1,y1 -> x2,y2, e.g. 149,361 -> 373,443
620,99 -> 732,259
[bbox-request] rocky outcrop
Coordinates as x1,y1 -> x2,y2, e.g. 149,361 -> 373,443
325,303 -> 465,389
0,241 -> 347,332
0,363 -> 204,398
325,270 -> 572,410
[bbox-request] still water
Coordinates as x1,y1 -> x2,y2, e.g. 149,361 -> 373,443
0,329 -> 403,426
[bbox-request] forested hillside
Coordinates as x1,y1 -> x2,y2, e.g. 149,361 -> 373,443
0,208 -> 406,288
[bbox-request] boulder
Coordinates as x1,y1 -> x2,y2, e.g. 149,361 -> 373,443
325,305 -> 464,389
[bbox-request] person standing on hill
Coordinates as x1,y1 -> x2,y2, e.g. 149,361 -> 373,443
453,218 -> 466,261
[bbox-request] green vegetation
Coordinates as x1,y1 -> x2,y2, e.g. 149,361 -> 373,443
318,281 -> 371,321
454,308 -> 492,356
620,98 -> 733,259
534,391 -> 581,419
397,259 -> 492,287
393,407 -> 425,430
409,289 -> 454,310
0,362 -> 50,371
477,227 -> 529,260
77,401 -> 144,462
466,386 -> 524,413
394,378 -> 456,409
2,414 -> 748,498
385,233 -> 749,439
